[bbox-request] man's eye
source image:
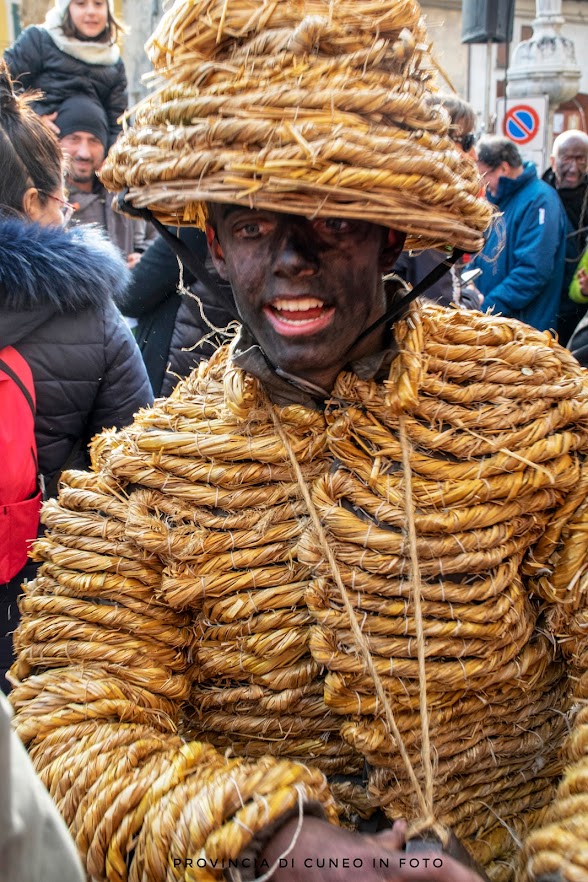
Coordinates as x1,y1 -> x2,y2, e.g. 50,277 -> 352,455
235,223 -> 261,238
233,217 -> 276,238
314,218 -> 354,234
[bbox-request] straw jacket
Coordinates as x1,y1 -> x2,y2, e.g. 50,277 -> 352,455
9,299 -> 588,882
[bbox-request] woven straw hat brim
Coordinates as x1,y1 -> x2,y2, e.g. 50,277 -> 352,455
101,0 -> 493,252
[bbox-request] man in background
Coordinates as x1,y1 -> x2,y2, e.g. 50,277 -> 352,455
55,94 -> 155,269
543,129 -> 588,345
471,135 -> 566,333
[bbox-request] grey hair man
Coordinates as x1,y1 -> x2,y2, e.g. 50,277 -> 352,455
543,128 -> 588,344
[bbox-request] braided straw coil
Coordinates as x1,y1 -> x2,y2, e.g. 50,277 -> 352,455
10,301 -> 588,881
100,0 -> 492,252
522,700 -> 588,882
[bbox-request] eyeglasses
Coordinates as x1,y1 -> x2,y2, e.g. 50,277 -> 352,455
451,132 -> 476,153
42,192 -> 76,225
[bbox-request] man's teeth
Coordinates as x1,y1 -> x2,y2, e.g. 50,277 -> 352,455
271,298 -> 325,312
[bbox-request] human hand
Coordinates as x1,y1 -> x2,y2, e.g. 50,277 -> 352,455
577,267 -> 588,296
39,112 -> 60,135
127,252 -> 142,269
261,816 -> 487,882
460,282 -> 483,309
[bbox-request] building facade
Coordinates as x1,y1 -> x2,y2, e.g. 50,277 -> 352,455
1,0 -> 20,52
422,0 -> 588,135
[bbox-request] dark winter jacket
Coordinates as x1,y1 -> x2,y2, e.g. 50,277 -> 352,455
470,162 -> 567,332
570,310 -> 588,366
120,228 -> 236,396
394,249 -> 456,307
0,217 -> 153,488
393,250 -> 480,310
4,26 -> 127,140
542,168 -> 588,265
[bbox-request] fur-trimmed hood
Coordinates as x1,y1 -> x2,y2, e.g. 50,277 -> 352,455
0,217 -> 130,348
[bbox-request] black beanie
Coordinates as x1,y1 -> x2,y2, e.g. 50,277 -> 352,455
55,95 -> 109,151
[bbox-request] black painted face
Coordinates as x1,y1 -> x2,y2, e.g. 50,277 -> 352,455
553,137 -> 588,189
208,207 -> 403,391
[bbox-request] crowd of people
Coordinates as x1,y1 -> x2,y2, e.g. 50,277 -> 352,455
399,126 -> 588,348
2,0 -> 588,881
0,0 -> 222,687
0,55 -> 152,690
393,117 -> 588,354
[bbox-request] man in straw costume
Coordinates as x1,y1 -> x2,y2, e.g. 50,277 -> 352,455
8,2 -> 588,881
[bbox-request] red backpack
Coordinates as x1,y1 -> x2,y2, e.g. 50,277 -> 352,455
0,347 -> 42,583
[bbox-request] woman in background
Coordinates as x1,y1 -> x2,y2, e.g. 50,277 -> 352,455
0,60 -> 151,692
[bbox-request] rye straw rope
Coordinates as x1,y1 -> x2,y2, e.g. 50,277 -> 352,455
101,0 -> 492,252
398,413 -> 435,828
522,702 -> 588,882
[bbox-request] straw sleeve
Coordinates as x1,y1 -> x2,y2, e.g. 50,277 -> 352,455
521,499 -> 588,882
8,466 -> 337,882
521,687 -> 588,882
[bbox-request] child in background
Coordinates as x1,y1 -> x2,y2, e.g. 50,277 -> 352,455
4,0 -> 127,145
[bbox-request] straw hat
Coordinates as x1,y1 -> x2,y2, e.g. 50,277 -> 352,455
101,0 -> 492,252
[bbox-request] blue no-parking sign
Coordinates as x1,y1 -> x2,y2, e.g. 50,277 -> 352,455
503,105 -> 540,144
496,96 -> 549,171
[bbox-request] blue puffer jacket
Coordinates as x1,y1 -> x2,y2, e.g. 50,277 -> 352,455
471,162 -> 567,332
